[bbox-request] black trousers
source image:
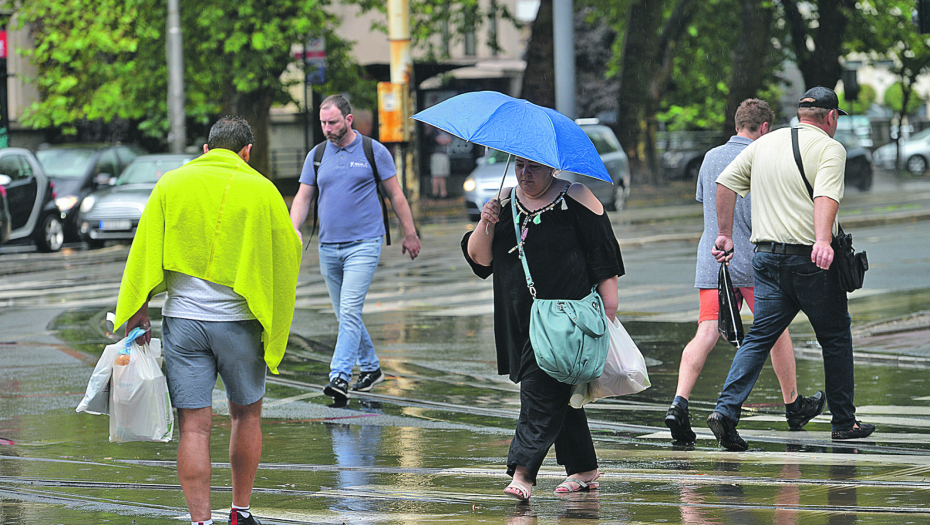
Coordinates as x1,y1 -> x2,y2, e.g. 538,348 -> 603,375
507,367 -> 598,485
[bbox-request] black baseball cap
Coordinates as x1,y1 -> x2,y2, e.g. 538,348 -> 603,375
799,87 -> 848,115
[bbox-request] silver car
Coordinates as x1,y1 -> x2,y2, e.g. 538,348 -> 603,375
462,121 -> 631,221
77,154 -> 196,247
873,127 -> 930,174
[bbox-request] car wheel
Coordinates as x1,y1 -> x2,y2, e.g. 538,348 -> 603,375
605,185 -> 626,212
857,166 -> 873,191
35,214 -> 64,252
684,158 -> 702,180
906,155 -> 927,175
85,238 -> 106,249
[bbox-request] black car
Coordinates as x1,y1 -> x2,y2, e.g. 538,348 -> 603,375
833,131 -> 874,191
0,148 -> 64,252
35,143 -> 146,241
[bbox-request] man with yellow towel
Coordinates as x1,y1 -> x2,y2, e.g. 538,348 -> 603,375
113,116 -> 302,525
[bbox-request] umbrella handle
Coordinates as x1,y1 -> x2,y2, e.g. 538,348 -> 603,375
486,154 -> 514,235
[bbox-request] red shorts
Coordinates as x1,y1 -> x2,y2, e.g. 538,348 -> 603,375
698,287 -> 755,323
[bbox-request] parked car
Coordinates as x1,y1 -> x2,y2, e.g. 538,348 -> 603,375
35,143 -> 146,241
661,147 -> 709,180
77,153 -> 197,247
462,121 -> 631,221
873,127 -> 930,174
833,130 -> 874,191
0,148 -> 64,252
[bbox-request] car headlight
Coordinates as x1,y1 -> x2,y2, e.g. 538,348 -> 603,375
56,195 -> 79,212
80,195 -> 96,213
463,178 -> 476,192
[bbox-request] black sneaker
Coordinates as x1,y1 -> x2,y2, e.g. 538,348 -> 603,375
352,368 -> 385,392
786,390 -> 826,430
832,421 -> 876,440
664,402 -> 696,443
324,377 -> 350,402
229,509 -> 261,525
706,411 -> 748,451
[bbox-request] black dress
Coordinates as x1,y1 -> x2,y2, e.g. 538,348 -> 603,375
461,192 -> 624,382
461,190 -> 624,483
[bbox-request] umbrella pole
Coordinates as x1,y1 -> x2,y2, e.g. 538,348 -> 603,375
486,154 -> 514,235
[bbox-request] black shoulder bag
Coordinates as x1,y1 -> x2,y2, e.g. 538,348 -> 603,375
308,135 -> 392,246
791,127 -> 868,292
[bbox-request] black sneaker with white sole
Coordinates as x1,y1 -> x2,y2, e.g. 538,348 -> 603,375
324,377 -> 350,402
352,368 -> 385,392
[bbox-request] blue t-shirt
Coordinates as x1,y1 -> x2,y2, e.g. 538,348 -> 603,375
298,133 -> 397,243
695,135 -> 754,289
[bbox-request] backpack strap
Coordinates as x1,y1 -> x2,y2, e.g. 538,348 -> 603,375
308,142 -> 327,245
363,135 -> 392,246
308,136 -> 393,246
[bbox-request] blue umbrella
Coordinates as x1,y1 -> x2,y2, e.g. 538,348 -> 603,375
411,91 -> 611,184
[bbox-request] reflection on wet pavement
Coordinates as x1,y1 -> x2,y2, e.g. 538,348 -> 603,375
4,214 -> 930,522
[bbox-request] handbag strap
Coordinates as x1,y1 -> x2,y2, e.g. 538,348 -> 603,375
512,187 -> 538,298
791,127 -> 815,200
792,126 -> 844,236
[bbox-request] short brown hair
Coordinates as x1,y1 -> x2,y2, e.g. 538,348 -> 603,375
320,94 -> 352,118
735,99 -> 774,133
797,107 -> 831,124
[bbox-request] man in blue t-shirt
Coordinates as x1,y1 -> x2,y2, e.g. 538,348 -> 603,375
290,95 -> 421,404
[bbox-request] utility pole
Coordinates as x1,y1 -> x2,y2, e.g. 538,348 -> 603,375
553,0 -> 576,119
166,0 -> 186,153
383,0 -> 418,200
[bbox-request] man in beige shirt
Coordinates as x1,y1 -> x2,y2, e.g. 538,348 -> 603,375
706,87 -> 875,451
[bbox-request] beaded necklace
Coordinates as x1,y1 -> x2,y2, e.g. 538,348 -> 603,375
509,186 -> 570,253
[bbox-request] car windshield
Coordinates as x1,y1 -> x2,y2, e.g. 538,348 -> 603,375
585,128 -> 621,155
904,127 -> 930,142
483,149 -> 512,164
117,157 -> 192,185
35,149 -> 96,178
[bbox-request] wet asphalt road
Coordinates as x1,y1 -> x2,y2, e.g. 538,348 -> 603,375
3,171 -> 930,523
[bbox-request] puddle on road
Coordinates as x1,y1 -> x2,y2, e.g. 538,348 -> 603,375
14,291 -> 930,522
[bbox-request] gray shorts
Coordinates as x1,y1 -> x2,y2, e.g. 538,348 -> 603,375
162,316 -> 266,408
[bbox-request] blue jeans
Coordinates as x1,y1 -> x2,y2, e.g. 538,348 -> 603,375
318,237 -> 383,382
715,252 -> 856,431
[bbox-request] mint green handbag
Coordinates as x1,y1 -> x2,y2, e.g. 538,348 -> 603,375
511,188 -> 609,385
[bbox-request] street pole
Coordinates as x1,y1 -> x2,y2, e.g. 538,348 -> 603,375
166,0 -> 186,153
553,0 -> 576,119
387,0 -> 418,200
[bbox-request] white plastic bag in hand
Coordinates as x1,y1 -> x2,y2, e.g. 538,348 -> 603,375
77,334 -> 163,416
109,329 -> 174,442
570,317 -> 651,408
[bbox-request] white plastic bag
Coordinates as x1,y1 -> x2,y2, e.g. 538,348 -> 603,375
109,330 -> 173,443
77,334 -> 163,416
570,317 -> 651,408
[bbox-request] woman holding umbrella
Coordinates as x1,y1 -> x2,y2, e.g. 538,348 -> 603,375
461,156 -> 624,501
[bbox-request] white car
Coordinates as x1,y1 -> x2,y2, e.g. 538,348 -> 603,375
873,127 -> 930,174
462,121 -> 631,221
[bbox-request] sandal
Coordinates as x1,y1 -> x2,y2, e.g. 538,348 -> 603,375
555,475 -> 600,494
504,480 -> 532,501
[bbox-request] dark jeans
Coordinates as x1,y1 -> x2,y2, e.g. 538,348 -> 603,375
714,252 -> 857,431
507,367 -> 598,484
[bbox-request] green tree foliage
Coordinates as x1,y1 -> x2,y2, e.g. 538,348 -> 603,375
18,0 -> 375,176
883,82 -> 925,116
838,83 -> 877,114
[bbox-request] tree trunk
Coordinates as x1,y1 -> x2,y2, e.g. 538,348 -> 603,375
616,0 -> 665,184
723,0 -> 774,138
784,0 -> 855,90
224,90 -> 275,179
520,0 -> 555,107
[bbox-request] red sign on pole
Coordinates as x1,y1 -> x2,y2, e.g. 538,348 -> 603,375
0,31 -> 7,59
